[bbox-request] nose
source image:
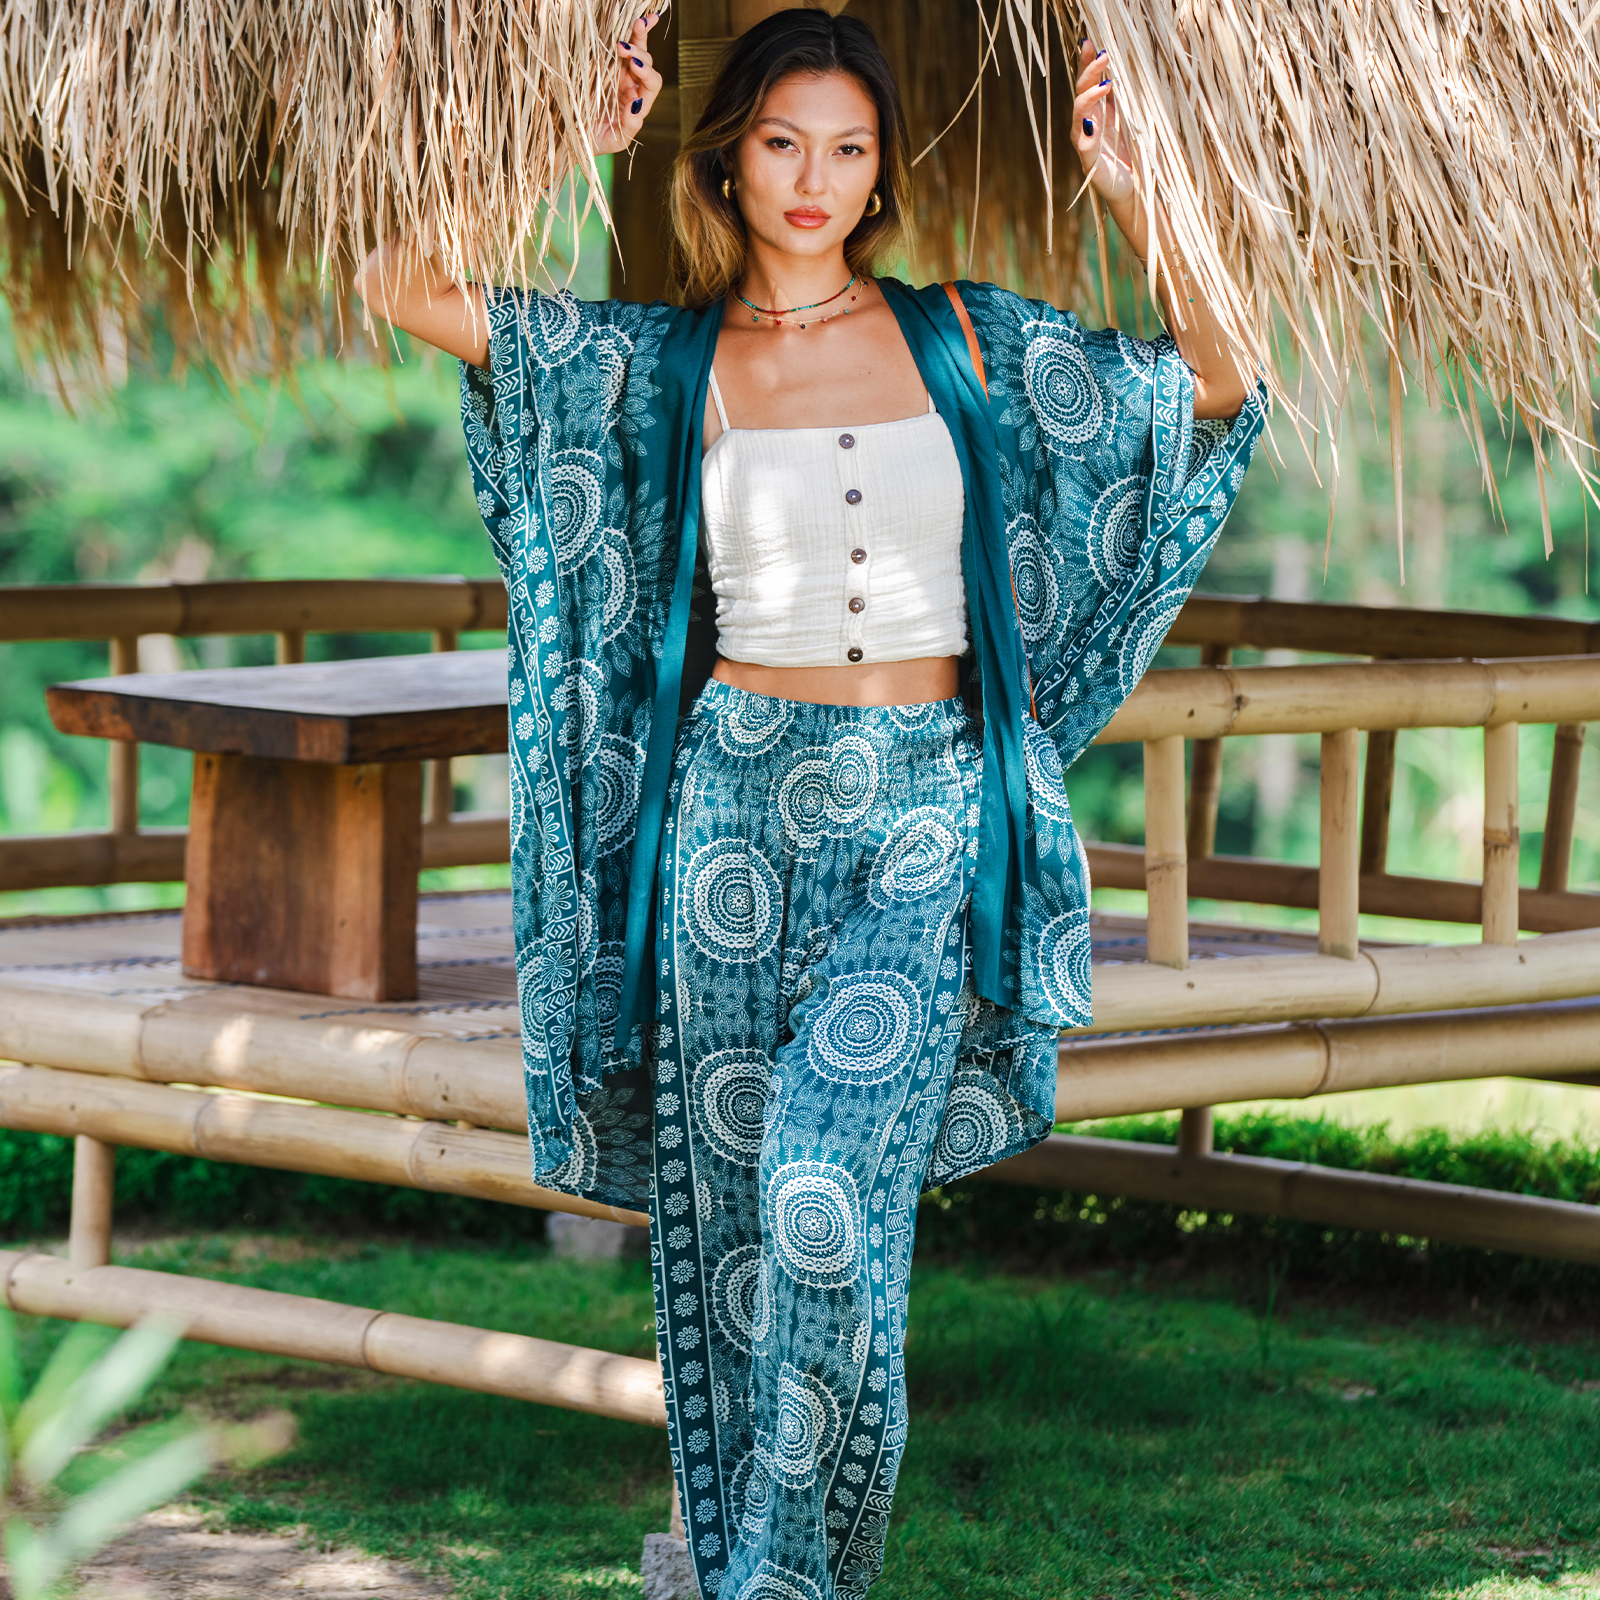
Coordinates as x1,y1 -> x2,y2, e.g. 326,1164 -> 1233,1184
796,149 -> 827,196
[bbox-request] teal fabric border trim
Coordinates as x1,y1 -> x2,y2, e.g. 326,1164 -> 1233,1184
616,302 -> 724,1048
878,277 -> 1036,1013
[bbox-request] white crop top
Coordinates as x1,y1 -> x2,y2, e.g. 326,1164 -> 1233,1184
700,369 -> 968,668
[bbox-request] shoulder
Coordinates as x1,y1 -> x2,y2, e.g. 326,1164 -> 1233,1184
951,280 -> 1182,400
948,281 -> 1080,341
482,287 -> 681,375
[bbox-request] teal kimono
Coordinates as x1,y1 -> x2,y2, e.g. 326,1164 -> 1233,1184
460,278 -> 1265,1210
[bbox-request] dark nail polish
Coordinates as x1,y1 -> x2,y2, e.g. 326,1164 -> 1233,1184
633,57 -> 643,66
620,40 -> 631,47
1083,117 -> 1094,135
631,98 -> 643,114
1101,76 -> 1109,85
1095,48 -> 1106,58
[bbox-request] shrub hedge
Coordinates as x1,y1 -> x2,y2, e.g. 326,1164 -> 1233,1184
918,1111 -> 1600,1312
4,1113 -> 1598,1309
0,1130 -> 544,1244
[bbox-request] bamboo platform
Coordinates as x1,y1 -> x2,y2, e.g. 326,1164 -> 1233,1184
3,889 -> 1598,1426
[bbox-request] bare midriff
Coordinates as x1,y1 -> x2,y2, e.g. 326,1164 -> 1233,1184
711,655 -> 960,707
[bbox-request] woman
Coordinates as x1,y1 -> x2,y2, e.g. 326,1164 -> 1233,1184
358,11 -> 1262,1597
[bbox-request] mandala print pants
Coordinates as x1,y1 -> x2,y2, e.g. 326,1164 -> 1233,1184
651,680 -> 981,1600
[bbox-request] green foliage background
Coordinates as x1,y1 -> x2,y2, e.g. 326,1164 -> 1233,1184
3,269 -> 1595,921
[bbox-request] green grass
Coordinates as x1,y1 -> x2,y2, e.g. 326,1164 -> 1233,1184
9,1233 -> 1600,1599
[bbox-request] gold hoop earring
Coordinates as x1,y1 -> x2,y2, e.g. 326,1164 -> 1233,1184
865,190 -> 882,217
721,176 -> 734,200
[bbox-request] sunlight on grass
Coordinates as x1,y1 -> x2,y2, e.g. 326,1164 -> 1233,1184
1440,1572 -> 1600,1597
1232,1078 -> 1600,1140
6,1238 -> 1597,1599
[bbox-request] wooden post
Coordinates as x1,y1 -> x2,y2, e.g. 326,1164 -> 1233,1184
1539,723 -> 1586,893
1482,721 -> 1520,946
183,755 -> 423,999
1143,736 -> 1188,969
1185,644 -> 1230,858
1319,728 -> 1361,960
1176,1105 -> 1213,1158
611,0 -> 681,306
107,636 -> 140,836
669,1477 -> 685,1540
1358,728 -> 1397,875
69,1136 -> 115,1269
428,629 -> 460,825
678,0 -> 732,140
275,629 -> 306,666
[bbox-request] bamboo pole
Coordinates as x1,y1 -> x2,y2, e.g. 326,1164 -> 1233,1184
1143,736 -> 1189,969
988,1135 -> 1600,1266
1358,729 -> 1397,876
68,1136 -> 115,1270
1320,728 -> 1361,959
0,1251 -> 667,1427
5,586 -> 1595,662
8,930 -> 1599,1105
1054,999 -> 1600,1121
0,579 -> 508,645
1079,844 -> 1600,933
428,629 -> 461,825
1165,595 -> 1600,660
1074,925 -> 1600,1034
1539,724 -> 1587,894
1176,1106 -> 1213,1157
0,1066 -> 647,1227
0,813 -> 512,893
1097,658 -> 1600,744
107,636 -> 139,837
1482,721 -> 1521,946
1185,645 -> 1231,858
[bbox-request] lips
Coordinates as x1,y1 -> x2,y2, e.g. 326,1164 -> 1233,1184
784,209 -> 830,228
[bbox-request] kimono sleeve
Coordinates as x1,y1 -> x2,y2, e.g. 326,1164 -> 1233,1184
970,285 -> 1268,768
459,286 -> 598,577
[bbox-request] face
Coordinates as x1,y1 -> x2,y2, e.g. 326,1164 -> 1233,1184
729,71 -> 881,263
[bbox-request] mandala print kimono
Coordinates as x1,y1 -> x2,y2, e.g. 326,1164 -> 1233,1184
460,277 -> 1265,1599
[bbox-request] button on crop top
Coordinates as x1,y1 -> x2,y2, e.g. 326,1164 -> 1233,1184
699,369 -> 968,668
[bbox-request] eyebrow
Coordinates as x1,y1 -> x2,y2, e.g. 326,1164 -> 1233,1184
757,116 -> 876,139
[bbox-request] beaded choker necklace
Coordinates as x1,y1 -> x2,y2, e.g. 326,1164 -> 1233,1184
735,273 -> 859,329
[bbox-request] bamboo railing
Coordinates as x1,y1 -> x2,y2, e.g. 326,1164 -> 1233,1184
2,577 -> 1598,1435
2,580 -> 1597,923
0,578 -> 508,891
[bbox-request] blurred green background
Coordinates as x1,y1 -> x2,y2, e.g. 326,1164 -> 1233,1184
1,183 -> 1596,1143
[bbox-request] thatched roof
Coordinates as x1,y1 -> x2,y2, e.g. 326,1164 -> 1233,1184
3,0 -> 1598,523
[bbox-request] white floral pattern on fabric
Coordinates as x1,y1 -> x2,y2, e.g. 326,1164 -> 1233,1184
652,686 -> 1011,1600
458,280 -> 1262,1209
458,280 -> 1263,1600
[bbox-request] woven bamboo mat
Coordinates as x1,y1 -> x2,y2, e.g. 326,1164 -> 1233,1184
0,891 -> 1318,1014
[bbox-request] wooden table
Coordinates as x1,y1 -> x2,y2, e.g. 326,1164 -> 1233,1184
48,651 -> 507,1001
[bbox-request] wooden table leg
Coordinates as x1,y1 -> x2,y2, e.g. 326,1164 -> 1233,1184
182,754 -> 422,1000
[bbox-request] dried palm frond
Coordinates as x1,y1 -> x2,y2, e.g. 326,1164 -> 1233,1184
0,0 -> 636,378
852,0 -> 1093,306
1057,0 -> 1600,523
2,0 -> 1597,530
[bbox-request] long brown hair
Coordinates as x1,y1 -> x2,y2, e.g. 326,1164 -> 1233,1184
668,9 -> 913,309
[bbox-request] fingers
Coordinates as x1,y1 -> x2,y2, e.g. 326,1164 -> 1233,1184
613,13 -> 662,129
1075,44 -> 1108,94
1072,79 -> 1113,144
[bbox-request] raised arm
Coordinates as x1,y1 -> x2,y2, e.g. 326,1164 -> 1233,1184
1073,41 -> 1251,421
354,13 -> 664,368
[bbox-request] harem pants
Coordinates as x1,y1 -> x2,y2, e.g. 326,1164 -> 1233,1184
651,681 -> 981,1600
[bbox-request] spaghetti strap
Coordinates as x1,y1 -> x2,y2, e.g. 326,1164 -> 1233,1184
707,368 -> 731,433
926,391 -> 937,413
